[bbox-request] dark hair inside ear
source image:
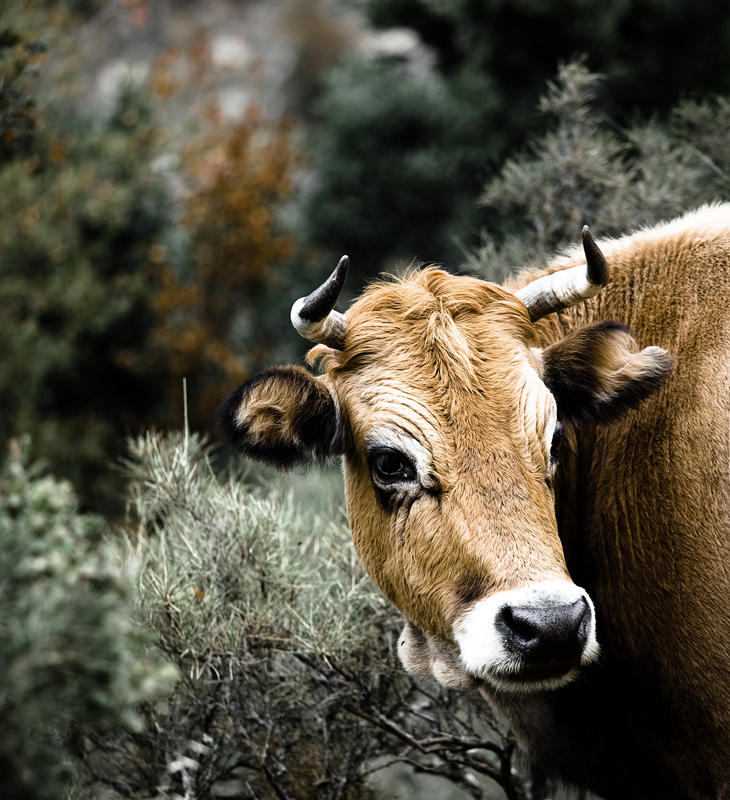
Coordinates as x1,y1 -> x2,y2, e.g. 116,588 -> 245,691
218,366 -> 345,469
542,321 -> 674,426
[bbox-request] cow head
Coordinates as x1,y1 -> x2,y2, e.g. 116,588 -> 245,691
220,232 -> 673,694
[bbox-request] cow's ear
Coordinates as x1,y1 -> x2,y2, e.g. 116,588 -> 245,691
218,366 -> 346,468
540,321 -> 674,426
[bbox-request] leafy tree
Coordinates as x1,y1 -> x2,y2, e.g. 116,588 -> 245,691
147,107 -> 300,432
0,6 -> 313,513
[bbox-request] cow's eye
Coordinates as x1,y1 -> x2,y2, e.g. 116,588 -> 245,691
371,448 -> 417,486
549,422 -> 565,467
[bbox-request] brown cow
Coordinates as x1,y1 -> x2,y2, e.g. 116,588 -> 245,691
220,204 -> 730,799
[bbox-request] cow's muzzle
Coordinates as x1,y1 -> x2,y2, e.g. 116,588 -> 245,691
453,580 -> 600,694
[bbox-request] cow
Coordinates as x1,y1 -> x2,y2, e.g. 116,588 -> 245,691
219,203 -> 730,799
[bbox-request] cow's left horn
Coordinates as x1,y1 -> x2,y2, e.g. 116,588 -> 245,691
290,255 -> 349,349
515,226 -> 610,322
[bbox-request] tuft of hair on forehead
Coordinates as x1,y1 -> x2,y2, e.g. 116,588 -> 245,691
309,267 -> 535,390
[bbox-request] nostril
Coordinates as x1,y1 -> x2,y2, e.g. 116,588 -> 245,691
497,598 -> 590,662
557,597 -> 588,640
499,606 -> 540,646
575,599 -> 590,644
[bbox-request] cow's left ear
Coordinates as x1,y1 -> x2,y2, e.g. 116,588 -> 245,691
219,366 -> 346,469
540,321 -> 674,425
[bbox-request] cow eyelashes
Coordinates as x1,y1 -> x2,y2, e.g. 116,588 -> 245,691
370,447 -> 418,487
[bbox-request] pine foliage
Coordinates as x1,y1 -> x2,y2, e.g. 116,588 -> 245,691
475,63 -> 730,281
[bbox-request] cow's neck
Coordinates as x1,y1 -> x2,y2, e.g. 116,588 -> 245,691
525,278 -> 636,595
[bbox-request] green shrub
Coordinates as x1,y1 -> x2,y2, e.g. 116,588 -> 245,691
0,438 -> 177,800
308,0 -> 730,281
0,5 -> 174,513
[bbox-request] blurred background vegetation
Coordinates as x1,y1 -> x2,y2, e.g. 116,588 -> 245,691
3,0 -> 730,797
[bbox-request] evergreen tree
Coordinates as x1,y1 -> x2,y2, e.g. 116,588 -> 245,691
0,5 -> 172,513
307,0 -> 730,285
305,55 -> 486,278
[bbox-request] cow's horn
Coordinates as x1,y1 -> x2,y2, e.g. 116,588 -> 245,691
515,226 -> 610,322
290,255 -> 349,349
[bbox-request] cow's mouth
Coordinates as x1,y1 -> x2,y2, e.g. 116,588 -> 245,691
514,661 -> 575,682
482,661 -> 581,694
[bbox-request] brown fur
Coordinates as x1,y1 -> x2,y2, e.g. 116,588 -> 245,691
327,206 -> 730,797
220,204 -> 730,798
531,206 -> 730,797
315,270 -> 572,641
219,365 -> 345,468
541,320 -> 674,424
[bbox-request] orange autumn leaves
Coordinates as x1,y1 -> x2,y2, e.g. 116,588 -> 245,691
183,112 -> 295,290
151,109 -> 298,430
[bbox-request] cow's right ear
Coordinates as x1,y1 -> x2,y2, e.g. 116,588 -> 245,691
539,321 -> 674,426
218,366 -> 346,469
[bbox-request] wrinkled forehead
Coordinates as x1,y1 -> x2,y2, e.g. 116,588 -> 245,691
323,270 -> 552,457
335,271 -> 537,376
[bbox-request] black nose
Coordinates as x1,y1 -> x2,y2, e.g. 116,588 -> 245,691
496,598 -> 590,664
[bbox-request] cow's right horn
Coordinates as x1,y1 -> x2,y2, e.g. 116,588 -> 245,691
290,255 -> 349,349
515,226 -> 610,322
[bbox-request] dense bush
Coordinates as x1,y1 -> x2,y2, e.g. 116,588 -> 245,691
307,0 -> 730,283
0,438 -> 177,800
0,5 -> 305,514
0,4 -> 173,513
146,109 -> 301,433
